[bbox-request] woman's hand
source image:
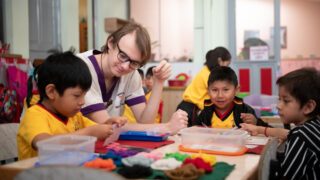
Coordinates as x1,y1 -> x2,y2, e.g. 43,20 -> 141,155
166,109 -> 188,134
153,60 -> 172,83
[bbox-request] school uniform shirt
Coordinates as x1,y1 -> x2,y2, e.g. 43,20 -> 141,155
123,91 -> 162,123
182,66 -> 210,110
195,97 -> 269,128
78,50 -> 146,117
17,104 -> 96,160
277,116 -> 320,180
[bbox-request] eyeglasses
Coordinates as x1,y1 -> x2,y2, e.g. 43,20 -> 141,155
116,44 -> 142,70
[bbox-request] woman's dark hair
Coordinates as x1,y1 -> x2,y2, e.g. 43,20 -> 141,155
205,47 -> 231,71
276,68 -> 320,117
37,51 -> 92,101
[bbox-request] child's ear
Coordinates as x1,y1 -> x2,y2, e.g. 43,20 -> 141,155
302,99 -> 316,115
45,84 -> 57,100
235,85 -> 240,93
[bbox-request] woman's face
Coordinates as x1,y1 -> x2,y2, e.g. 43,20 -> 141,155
106,33 -> 143,77
219,59 -> 231,67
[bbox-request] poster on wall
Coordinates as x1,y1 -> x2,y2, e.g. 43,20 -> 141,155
249,46 -> 269,61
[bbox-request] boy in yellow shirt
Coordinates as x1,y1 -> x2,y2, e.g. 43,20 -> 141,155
195,66 -> 268,128
17,51 -> 126,160
178,47 -> 231,126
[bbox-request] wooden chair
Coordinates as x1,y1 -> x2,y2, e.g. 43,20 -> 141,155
0,123 -> 19,164
258,138 -> 279,180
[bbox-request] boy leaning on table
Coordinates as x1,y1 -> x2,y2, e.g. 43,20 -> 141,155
17,51 -> 127,160
194,66 -> 269,128
241,68 -> 320,179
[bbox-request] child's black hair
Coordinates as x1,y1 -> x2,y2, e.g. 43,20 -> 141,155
276,67 -> 320,117
26,65 -> 40,107
137,69 -> 144,80
146,66 -> 155,77
37,51 -> 92,101
205,47 -> 231,71
207,66 -> 238,88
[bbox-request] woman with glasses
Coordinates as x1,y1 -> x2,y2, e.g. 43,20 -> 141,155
77,22 -> 188,134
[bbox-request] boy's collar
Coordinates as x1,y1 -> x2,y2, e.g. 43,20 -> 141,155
37,103 -> 69,124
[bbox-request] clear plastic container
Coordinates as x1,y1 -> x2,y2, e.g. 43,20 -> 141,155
261,95 -> 278,107
179,127 -> 249,152
36,135 -> 97,166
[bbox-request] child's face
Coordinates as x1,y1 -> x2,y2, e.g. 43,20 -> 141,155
145,75 -> 153,91
208,80 -> 238,112
277,86 -> 307,125
52,86 -> 87,117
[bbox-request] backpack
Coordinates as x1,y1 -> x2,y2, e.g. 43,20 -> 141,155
0,84 -> 21,123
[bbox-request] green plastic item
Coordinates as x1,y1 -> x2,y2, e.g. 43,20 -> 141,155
236,92 -> 249,99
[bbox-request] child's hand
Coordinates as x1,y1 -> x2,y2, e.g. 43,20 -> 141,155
240,123 -> 259,136
153,60 -> 172,83
240,113 -> 257,124
106,116 -> 127,127
87,124 -> 114,140
166,109 -> 188,134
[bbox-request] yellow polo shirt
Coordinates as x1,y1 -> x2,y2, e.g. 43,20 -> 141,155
17,104 -> 96,160
123,91 -> 161,123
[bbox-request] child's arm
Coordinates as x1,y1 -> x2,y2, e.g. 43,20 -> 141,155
240,123 -> 289,141
105,116 -> 128,127
31,124 -> 114,150
240,103 -> 270,127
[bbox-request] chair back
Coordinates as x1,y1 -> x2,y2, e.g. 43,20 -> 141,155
0,123 -> 19,164
258,138 -> 279,180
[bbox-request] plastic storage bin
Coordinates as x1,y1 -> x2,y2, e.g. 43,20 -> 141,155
36,135 -> 97,166
179,127 -> 249,155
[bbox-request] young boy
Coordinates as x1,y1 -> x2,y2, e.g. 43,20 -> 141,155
241,68 -> 320,179
195,66 -> 268,128
144,66 -> 163,123
123,66 -> 163,123
178,47 -> 232,126
17,52 -> 126,160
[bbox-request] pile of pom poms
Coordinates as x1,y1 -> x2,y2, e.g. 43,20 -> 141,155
83,144 -> 218,179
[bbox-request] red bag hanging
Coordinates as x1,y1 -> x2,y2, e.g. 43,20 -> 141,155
6,65 -> 28,103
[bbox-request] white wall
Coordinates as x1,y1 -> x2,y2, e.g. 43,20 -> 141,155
3,0 -> 229,64
281,0 -> 320,59
61,0 -> 79,52
94,0 -> 128,50
131,0 -> 193,61
4,0 -> 29,58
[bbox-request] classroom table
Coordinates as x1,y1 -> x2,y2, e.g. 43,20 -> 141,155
0,135 -> 268,180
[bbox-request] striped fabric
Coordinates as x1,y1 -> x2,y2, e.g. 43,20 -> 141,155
279,117 -> 320,179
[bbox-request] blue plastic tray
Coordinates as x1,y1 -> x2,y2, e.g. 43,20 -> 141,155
119,131 -> 169,142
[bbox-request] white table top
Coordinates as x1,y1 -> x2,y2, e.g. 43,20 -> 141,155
1,135 -> 268,180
